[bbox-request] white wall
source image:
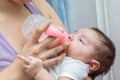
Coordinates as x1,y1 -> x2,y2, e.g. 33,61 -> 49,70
105,0 -> 120,80
66,0 -> 97,33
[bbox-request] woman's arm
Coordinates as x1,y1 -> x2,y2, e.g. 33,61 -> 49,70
32,0 -> 65,30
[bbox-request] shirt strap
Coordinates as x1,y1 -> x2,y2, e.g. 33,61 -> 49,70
25,2 -> 40,14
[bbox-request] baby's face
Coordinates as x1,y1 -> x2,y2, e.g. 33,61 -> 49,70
67,28 -> 100,63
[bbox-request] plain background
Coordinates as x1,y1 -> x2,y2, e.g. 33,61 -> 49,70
65,0 -> 120,80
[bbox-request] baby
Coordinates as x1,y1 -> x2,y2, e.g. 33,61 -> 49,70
18,27 -> 115,80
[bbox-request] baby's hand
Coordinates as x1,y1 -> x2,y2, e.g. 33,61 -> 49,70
17,55 -> 43,78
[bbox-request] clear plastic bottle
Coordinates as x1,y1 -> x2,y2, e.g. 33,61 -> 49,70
22,14 -> 46,39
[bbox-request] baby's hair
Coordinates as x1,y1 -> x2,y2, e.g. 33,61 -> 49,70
89,28 -> 116,79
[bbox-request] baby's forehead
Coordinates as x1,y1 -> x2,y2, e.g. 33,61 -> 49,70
74,28 -> 91,33
75,28 -> 103,42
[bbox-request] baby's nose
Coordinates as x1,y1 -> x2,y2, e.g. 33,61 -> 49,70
68,34 -> 73,41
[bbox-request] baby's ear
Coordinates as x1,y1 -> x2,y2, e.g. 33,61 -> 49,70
88,59 -> 100,72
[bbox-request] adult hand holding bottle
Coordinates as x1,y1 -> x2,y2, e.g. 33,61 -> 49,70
0,21 -> 66,80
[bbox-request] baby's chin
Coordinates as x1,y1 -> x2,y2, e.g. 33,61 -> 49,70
65,43 -> 70,56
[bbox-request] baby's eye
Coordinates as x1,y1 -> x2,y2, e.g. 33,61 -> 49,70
79,39 -> 84,44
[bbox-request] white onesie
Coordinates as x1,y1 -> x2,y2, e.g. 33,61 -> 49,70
49,57 -> 89,80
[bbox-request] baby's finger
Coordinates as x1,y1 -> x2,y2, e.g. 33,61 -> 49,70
23,64 -> 31,73
17,55 -> 30,64
28,56 -> 35,60
23,64 -> 29,69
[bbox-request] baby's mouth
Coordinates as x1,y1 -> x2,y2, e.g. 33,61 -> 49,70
65,41 -> 70,53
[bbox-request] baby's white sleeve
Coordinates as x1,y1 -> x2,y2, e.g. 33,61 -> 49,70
59,57 -> 89,80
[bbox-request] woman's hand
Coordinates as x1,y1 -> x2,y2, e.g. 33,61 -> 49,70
20,20 -> 66,68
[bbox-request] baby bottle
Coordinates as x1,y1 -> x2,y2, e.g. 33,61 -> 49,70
22,14 -> 46,39
22,14 -> 69,46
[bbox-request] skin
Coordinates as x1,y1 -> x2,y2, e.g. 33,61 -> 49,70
0,20 -> 66,80
17,28 -> 101,80
67,28 -> 99,63
67,28 -> 101,74
0,0 -> 66,80
0,0 -> 92,80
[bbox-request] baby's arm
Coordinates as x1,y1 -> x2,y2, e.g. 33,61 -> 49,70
58,77 -> 73,80
34,68 -> 55,80
17,55 -> 72,80
35,70 -> 72,80
17,55 -> 43,78
17,55 -> 55,80
35,71 -> 72,80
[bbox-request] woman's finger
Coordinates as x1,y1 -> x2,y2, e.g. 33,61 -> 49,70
46,38 -> 59,48
26,20 -> 51,46
44,53 -> 66,68
37,36 -> 55,51
30,37 -> 55,54
37,20 -> 51,34
39,44 -> 66,60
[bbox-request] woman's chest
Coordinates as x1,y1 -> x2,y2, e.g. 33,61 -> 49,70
0,14 -> 28,52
